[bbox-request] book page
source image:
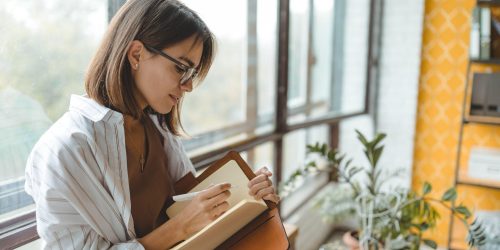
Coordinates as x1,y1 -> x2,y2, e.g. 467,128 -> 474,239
171,199 -> 267,250
166,159 -> 266,218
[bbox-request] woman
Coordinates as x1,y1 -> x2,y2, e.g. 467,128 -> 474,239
24,0 -> 279,249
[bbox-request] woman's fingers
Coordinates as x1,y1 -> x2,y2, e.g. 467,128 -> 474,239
254,166 -> 273,177
255,186 -> 275,200
247,174 -> 270,188
199,183 -> 231,199
208,190 -> 231,208
263,193 -> 280,203
248,178 -> 272,196
211,201 -> 230,219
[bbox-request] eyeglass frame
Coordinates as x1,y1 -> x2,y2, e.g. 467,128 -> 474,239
143,44 -> 199,85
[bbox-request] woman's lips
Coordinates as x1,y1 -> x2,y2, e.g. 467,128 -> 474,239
169,94 -> 179,104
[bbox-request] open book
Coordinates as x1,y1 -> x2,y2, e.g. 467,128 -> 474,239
166,152 -> 286,250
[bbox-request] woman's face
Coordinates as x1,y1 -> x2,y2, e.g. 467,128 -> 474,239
131,35 -> 203,114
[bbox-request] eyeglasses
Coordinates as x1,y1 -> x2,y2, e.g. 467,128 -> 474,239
144,45 -> 199,85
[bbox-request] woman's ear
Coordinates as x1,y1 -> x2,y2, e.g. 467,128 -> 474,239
127,40 -> 144,70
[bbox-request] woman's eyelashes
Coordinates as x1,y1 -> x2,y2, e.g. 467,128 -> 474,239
174,65 -> 185,75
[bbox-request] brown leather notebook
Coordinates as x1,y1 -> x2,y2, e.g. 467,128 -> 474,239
168,151 -> 289,250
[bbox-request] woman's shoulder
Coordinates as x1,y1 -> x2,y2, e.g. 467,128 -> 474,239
30,112 -> 95,158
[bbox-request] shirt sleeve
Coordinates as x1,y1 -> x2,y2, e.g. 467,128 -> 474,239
25,135 -> 145,250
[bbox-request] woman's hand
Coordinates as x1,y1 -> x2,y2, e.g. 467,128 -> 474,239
174,183 -> 232,238
248,167 -> 280,203
138,183 -> 231,249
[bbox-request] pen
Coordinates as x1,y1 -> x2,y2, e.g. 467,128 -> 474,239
172,184 -> 238,202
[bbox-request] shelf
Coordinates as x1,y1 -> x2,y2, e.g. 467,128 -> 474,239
464,117 -> 500,126
457,175 -> 500,190
477,0 -> 500,7
470,58 -> 500,65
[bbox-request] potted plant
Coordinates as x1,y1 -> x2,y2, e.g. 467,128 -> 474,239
280,130 -> 487,249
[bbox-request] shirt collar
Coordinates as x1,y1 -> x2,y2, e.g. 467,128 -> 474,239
69,94 -> 123,123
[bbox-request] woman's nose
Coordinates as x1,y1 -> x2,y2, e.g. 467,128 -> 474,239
180,80 -> 193,92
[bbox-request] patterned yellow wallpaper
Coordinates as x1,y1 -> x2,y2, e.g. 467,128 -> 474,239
412,0 -> 500,248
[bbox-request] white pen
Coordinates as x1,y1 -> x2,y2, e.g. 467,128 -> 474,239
172,184 -> 238,202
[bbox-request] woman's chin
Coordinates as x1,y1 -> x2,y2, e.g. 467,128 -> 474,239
150,104 -> 173,115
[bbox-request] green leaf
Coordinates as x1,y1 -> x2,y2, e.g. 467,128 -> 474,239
348,167 -> 362,178
321,144 -> 328,155
327,150 -> 336,162
423,239 -> 437,249
442,187 -> 457,202
355,130 -> 370,146
423,182 -> 432,195
468,217 -> 487,247
372,133 -> 387,147
455,205 -> 471,219
420,222 -> 429,231
372,146 -> 384,167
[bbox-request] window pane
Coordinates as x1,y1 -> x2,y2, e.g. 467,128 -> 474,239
337,0 -> 370,114
182,0 -> 246,135
181,0 -> 278,153
310,0 -> 334,105
257,0 -> 278,120
241,142 -> 275,175
0,0 -> 107,222
281,124 -> 330,217
287,0 -> 370,125
288,0 -> 310,109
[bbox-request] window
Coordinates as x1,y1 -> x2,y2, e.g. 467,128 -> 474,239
1,0 -> 380,247
0,0 -> 107,217
287,0 -> 370,126
0,0 -> 107,247
181,0 -> 279,157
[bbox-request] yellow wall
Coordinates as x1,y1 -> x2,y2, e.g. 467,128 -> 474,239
412,0 -> 500,248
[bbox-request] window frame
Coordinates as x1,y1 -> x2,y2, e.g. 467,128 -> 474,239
0,0 -> 383,247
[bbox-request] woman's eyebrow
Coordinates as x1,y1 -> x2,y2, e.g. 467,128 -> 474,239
179,56 -> 195,67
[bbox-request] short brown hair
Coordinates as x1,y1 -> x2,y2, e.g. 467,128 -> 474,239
85,0 -> 215,136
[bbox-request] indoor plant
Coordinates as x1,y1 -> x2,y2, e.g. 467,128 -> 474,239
280,130 -> 487,249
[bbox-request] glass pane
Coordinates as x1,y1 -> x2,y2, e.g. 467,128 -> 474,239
288,0 -> 310,109
336,0 -> 370,114
0,0 -> 107,222
311,0 -> 334,104
181,0 -> 279,153
287,0 -> 370,125
182,0 -> 246,135
257,0 -> 278,121
281,125 -> 330,217
241,142 -> 275,176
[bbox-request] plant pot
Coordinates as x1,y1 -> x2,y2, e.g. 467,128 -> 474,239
342,231 -> 386,250
342,231 -> 360,250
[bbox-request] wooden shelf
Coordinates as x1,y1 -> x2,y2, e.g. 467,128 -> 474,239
464,117 -> 500,126
470,58 -> 500,65
457,174 -> 500,190
477,0 -> 500,7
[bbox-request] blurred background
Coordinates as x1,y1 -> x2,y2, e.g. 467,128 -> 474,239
1,0 -> 500,249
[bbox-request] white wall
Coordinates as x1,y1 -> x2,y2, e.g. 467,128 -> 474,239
340,0 -> 425,190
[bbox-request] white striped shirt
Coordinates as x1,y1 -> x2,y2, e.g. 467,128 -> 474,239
24,95 -> 195,249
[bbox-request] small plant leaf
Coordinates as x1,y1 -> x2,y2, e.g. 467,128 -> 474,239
372,146 -> 384,167
355,130 -> 369,146
442,187 -> 457,202
423,239 -> 437,249
454,205 -> 471,219
423,182 -> 432,195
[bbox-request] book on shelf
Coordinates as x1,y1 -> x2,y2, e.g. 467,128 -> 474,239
167,151 -> 289,250
480,7 -> 491,60
467,147 -> 500,182
471,7 -> 481,59
492,7 -> 500,58
468,72 -> 500,123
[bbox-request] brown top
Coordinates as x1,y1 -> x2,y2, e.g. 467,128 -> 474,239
124,114 -> 175,238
